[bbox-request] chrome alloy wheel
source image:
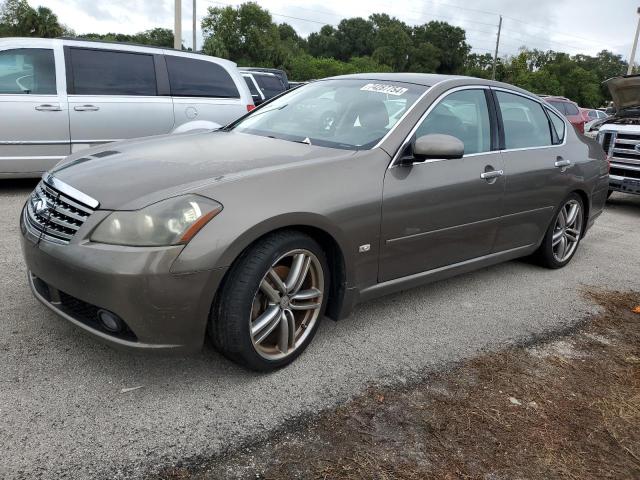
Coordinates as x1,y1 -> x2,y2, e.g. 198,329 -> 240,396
552,199 -> 583,263
250,249 -> 324,360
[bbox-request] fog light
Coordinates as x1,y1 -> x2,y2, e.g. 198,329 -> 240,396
97,309 -> 123,333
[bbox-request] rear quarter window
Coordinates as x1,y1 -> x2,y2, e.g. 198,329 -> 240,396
166,56 -> 239,98
547,108 -> 566,144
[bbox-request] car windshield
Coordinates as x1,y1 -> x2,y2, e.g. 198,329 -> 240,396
230,79 -> 428,150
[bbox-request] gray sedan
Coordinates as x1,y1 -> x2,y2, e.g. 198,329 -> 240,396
20,74 -> 609,371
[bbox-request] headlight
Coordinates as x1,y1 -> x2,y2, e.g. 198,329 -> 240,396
91,195 -> 223,246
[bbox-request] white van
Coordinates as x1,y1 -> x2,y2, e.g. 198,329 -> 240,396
0,37 -> 254,178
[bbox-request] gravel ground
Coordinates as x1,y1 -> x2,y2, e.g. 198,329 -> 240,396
1,180 -> 639,479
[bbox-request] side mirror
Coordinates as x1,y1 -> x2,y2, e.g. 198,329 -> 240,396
410,134 -> 464,162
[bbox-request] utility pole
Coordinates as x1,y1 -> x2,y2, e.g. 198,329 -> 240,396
492,15 -> 502,80
627,6 -> 640,75
192,0 -> 197,52
174,0 -> 182,50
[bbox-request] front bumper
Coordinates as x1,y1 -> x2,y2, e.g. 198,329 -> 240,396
20,208 -> 227,353
609,163 -> 640,195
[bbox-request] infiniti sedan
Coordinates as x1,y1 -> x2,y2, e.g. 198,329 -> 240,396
20,74 -> 609,371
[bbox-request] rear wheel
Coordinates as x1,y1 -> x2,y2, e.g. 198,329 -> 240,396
534,193 -> 585,269
209,231 -> 329,371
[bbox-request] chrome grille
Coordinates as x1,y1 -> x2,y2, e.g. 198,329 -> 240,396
611,132 -> 640,165
25,179 -> 95,244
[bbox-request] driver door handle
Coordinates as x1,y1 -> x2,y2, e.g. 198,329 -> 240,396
480,169 -> 504,180
35,104 -> 62,112
74,105 -> 100,112
555,157 -> 571,168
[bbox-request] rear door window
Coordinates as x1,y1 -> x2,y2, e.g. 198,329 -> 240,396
0,48 -> 56,94
69,48 -> 157,96
253,74 -> 285,99
497,91 -> 552,149
165,56 -> 239,98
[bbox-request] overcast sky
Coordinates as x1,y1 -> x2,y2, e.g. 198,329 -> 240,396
26,0 -> 640,61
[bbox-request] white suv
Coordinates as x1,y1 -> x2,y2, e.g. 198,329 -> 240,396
0,37 -> 254,178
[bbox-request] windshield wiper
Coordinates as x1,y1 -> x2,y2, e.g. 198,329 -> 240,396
291,137 -> 312,145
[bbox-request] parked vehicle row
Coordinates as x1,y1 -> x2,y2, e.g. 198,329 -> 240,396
20,73 -> 609,371
539,95 -> 586,133
595,74 -> 640,196
0,37 -> 254,178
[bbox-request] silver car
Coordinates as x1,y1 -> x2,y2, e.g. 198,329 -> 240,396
20,74 -> 609,371
0,37 -> 254,178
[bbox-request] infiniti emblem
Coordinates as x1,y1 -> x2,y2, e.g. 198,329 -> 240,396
32,194 -> 49,216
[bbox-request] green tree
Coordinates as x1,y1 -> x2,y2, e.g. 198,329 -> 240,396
201,2 -> 281,66
307,25 -> 340,59
1,0 -> 68,37
414,21 -> 470,74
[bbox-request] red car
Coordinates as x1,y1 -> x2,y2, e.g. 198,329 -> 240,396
541,96 -> 585,133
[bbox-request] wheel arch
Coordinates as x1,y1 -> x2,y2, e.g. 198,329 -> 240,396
571,188 -> 590,235
213,215 -> 353,322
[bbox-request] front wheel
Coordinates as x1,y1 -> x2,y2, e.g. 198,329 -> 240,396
209,231 -> 329,371
534,193 -> 585,269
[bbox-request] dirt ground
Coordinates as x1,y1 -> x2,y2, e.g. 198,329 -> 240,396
156,289 -> 640,480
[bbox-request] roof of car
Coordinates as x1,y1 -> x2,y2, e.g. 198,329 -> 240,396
325,73 -> 467,87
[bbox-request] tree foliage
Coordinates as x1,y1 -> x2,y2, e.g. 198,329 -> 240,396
0,0 -> 71,37
0,0 -> 630,107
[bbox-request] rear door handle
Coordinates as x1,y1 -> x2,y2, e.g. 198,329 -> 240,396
35,104 -> 62,112
74,105 -> 100,112
555,158 -> 571,168
480,169 -> 504,180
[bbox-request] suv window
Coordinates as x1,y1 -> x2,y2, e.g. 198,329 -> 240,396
564,102 -> 579,115
0,48 -> 56,95
69,48 -> 156,96
166,56 -> 239,98
547,100 -> 566,114
243,75 -> 260,97
253,74 -> 285,99
497,91 -> 552,149
414,89 -> 492,155
547,108 -> 566,144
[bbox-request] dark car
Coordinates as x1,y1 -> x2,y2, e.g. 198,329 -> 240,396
21,74 -> 609,371
239,67 -> 289,89
241,71 -> 287,106
541,96 -> 585,133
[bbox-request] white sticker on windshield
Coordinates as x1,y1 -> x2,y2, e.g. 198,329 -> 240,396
360,83 -> 408,96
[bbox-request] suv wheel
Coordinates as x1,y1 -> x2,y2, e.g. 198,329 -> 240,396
535,193 -> 584,269
210,231 -> 329,371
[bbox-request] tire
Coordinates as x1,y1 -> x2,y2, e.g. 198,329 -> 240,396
534,193 -> 585,269
209,230 -> 330,371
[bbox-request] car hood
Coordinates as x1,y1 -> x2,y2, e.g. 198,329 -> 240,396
605,75 -> 640,111
51,131 -> 356,210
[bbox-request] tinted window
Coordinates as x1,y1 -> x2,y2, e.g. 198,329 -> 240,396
497,91 -> 552,149
243,75 -> 260,97
166,56 -> 239,98
70,48 -> 156,96
564,102 -> 579,115
0,48 -> 56,94
415,89 -> 491,155
254,74 -> 285,99
548,100 -> 566,114
547,108 -> 566,143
